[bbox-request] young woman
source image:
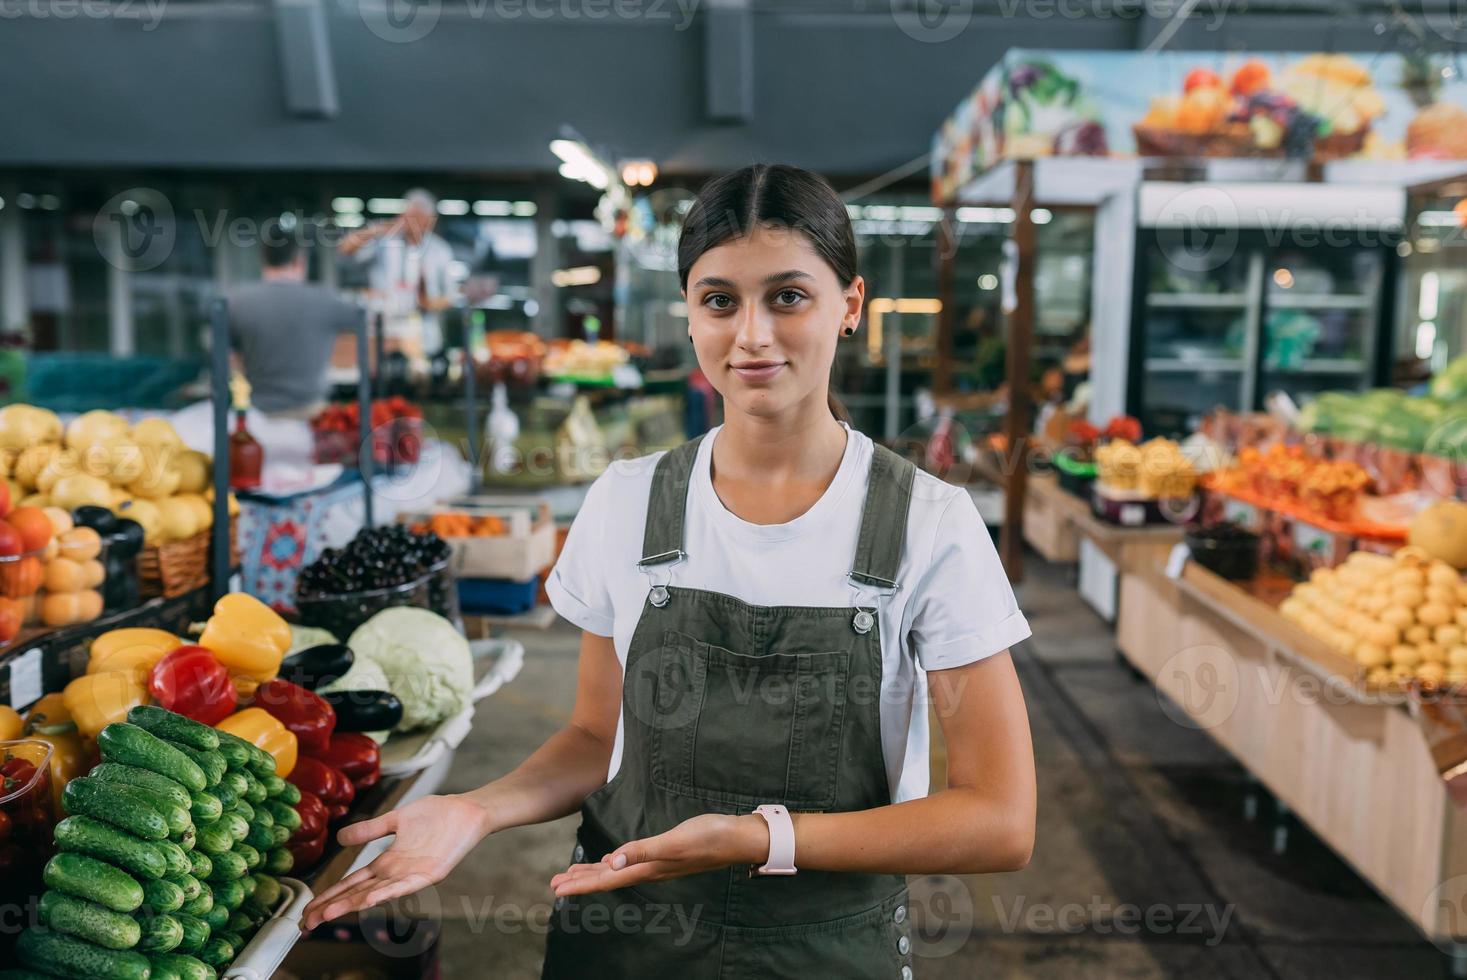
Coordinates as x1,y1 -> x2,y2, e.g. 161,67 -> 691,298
302,164 -> 1037,978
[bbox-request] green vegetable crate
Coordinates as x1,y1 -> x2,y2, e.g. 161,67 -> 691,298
11,706 -> 313,980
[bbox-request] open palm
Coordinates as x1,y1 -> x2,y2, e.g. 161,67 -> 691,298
301,794 -> 491,930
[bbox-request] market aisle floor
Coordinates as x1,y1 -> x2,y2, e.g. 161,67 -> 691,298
428,557 -> 1446,979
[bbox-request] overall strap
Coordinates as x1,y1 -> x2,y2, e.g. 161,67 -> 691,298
850,443 -> 917,589
639,435 -> 705,566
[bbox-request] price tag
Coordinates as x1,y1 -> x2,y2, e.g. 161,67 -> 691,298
1120,504 -> 1146,526
1165,542 -> 1191,581
7,647 -> 42,709
1293,521 -> 1332,557
1223,499 -> 1257,528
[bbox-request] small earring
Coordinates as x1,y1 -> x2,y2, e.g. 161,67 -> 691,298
842,326 -> 855,337
688,335 -> 694,343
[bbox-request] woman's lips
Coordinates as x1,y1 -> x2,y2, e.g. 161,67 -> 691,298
731,361 -> 786,383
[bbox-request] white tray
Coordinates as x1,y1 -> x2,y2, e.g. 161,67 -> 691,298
221,876 -> 312,980
377,637 -> 525,777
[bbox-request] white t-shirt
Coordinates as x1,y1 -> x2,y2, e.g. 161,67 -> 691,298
545,424 -> 1031,803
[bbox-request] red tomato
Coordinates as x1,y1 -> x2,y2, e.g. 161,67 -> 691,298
1231,59 -> 1271,96
1184,67 -> 1223,92
0,521 -> 22,559
0,757 -> 36,786
148,645 -> 239,726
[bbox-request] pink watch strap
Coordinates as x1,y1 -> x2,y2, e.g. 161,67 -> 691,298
754,804 -> 797,875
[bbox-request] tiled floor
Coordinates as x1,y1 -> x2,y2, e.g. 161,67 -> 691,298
417,557 -> 1447,978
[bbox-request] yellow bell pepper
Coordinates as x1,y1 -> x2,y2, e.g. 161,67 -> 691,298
199,594 -> 290,685
0,705 -> 22,742
88,628 -> 180,675
23,695 -> 87,814
63,670 -> 149,739
217,707 -> 298,777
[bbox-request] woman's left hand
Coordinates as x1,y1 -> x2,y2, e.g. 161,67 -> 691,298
550,813 -> 767,897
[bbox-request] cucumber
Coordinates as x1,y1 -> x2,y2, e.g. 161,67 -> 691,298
62,777 -> 168,841
17,928 -> 152,980
188,850 -> 212,880
137,913 -> 184,954
189,790 -> 222,824
150,954 -> 215,980
175,826 -> 196,852
169,742 -> 225,789
211,780 -> 237,809
197,937 -> 235,968
194,821 -> 234,856
260,800 -> 300,832
167,873 -> 202,903
38,892 -> 142,950
234,842 -> 261,871
128,705 -> 220,752
269,823 -> 291,847
111,782 -> 193,839
225,909 -> 255,934
216,930 -> 246,953
213,878 -> 246,911
238,897 -> 271,925
239,875 -> 257,900
244,821 -> 274,851
151,955 -> 213,980
211,732 -> 252,772
90,763 -> 192,810
98,724 -> 207,793
251,804 -> 274,830
173,914 -> 211,954
0,970 -> 61,980
261,774 -> 296,802
179,887 -> 214,918
147,958 -> 184,980
141,876 -> 186,913
44,853 -> 145,913
201,903 -> 230,934
205,848 -> 248,883
250,875 -> 282,909
53,816 -> 168,881
263,847 -> 293,876
218,770 -> 248,798
228,798 -> 254,824
218,811 -> 249,843
214,730 -> 274,778
241,773 -> 267,804
157,840 -> 192,879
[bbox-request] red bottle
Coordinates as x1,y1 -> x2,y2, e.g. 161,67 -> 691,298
229,375 -> 263,490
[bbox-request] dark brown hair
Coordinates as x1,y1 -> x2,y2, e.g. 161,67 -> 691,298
678,164 -> 854,423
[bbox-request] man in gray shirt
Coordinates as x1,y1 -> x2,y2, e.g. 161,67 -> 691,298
228,236 -> 360,419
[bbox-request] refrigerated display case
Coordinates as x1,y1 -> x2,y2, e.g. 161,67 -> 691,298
1129,229 -> 1398,436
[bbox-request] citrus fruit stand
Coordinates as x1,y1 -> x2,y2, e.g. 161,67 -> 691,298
0,300 -> 528,979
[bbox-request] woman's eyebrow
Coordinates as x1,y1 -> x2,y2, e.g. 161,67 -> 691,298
762,270 -> 815,286
691,275 -> 737,290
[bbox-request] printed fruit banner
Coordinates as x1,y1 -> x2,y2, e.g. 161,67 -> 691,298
931,49 -> 1467,202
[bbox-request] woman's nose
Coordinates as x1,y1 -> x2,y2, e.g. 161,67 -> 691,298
734,305 -> 774,351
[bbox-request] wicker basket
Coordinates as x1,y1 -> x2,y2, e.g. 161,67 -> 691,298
139,521 -> 239,599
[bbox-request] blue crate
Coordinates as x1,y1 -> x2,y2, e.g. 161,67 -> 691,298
458,575 -> 540,615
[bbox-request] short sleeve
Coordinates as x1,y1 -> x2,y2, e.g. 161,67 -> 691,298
545,470 -> 619,637
907,490 -> 1031,671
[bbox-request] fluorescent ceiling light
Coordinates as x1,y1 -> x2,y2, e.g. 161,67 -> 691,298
437,199 -> 470,216
368,198 -> 407,214
332,197 -> 364,213
551,265 -> 602,287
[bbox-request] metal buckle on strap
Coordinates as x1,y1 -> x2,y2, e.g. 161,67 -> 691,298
847,570 -> 900,597
846,571 -> 898,635
638,549 -> 687,568
641,551 -> 685,607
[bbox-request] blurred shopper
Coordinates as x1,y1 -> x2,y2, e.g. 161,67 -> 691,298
227,234 -> 359,421
338,188 -> 455,359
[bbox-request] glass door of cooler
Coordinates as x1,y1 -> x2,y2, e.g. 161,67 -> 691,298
1136,237 -> 1263,436
1256,244 -> 1387,405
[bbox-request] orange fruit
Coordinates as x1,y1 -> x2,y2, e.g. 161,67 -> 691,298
79,560 -> 105,589
0,597 -> 21,643
41,591 -> 81,628
76,590 -> 103,622
42,506 -> 73,536
44,558 -> 85,593
7,507 -> 53,552
58,527 -> 102,562
0,555 -> 43,598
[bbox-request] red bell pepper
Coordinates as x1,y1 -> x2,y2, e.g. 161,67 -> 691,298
148,646 -> 238,727
253,679 -> 335,754
293,790 -> 328,843
305,732 -> 380,792
286,824 -> 328,871
286,756 -> 354,809
327,803 -> 351,823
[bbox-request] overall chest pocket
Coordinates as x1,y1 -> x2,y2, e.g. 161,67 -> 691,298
649,628 -> 851,810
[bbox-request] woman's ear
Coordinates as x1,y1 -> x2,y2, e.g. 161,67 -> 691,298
842,275 -> 865,335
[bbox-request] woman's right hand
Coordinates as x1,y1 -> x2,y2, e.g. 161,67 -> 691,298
300,793 -> 493,929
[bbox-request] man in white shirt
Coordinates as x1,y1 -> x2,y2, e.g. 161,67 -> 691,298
338,188 -> 455,358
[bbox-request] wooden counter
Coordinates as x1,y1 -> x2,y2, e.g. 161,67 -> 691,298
1022,474 -> 1184,570
1116,558 -> 1467,944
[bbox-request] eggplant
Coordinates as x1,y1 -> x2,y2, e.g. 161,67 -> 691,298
319,689 -> 403,732
279,644 -> 354,691
73,505 -> 119,534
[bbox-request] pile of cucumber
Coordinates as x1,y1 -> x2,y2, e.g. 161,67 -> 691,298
4,706 -> 299,980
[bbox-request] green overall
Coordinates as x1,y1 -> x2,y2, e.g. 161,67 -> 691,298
542,436 -> 919,980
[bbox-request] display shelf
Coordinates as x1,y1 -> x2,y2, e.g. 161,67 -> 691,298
1266,293 -> 1373,310
1145,357 -> 1244,372
1145,292 -> 1249,309
1269,358 -> 1367,374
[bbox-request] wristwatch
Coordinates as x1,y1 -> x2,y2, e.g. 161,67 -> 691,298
751,804 -> 797,876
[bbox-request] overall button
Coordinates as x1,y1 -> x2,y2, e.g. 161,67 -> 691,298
853,609 -> 875,634
573,845 -> 585,863
900,966 -> 913,980
650,585 -> 670,607
897,935 -> 911,956
893,904 -> 907,924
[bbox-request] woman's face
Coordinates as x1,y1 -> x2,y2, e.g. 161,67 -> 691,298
684,224 -> 863,419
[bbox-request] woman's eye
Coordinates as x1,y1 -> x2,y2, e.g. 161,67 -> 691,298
774,289 -> 804,306
704,294 -> 733,311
